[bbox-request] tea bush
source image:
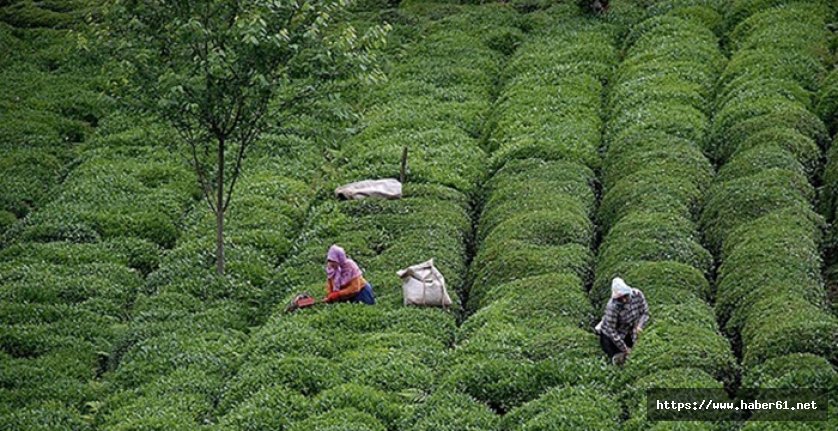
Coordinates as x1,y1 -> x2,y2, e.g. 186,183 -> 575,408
592,260 -> 710,308
623,321 -> 738,385
820,137 -> 838,223
602,130 -> 712,190
341,127 -> 487,196
97,366 -> 221,430
109,328 -> 246,389
701,169 -> 815,253
597,7 -> 736,427
455,320 -> 600,363
741,353 -> 837,390
451,7 -> 615,421
715,144 -> 811,185
442,358 -> 586,414
0,344 -> 101,408
701,9 -> 838,427
339,348 -> 438,393
0,8 -> 107,232
599,170 -> 704,231
622,367 -> 724,430
287,408 -> 387,431
501,386 -> 621,431
472,240 -> 593,289
0,401 -> 91,431
313,383 -> 407,430
488,29 -> 614,170
220,355 -> 340,411
714,209 -> 825,330
217,385 -> 310,431
401,390 -> 499,431
0,1 -> 76,28
597,212 -> 714,276
462,273 -> 593,328
740,294 -> 837,367
9,145 -> 197,249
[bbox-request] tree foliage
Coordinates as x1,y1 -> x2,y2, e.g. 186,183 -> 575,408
101,0 -> 389,273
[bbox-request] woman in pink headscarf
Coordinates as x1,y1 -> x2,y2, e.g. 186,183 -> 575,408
324,244 -> 375,305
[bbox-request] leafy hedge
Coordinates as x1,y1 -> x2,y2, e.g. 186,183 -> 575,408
337,8 -> 512,196
739,353 -> 838,430
622,367 -> 724,430
448,8 -> 618,420
401,390 -> 499,431
0,0 -> 89,29
702,2 -> 838,383
287,408 -> 387,431
487,22 -> 616,172
94,117 -> 350,430
442,356 -> 610,414
312,383 -> 407,431
0,132 -> 190,420
823,137 -> 838,220
463,273 -> 593,329
0,400 -> 92,431
95,366 -> 221,430
0,250 -> 143,427
742,353 -> 837,390
217,385 -> 310,431
0,4 -> 108,232
501,386 -> 621,431
700,169 -> 815,253
597,5 -> 737,428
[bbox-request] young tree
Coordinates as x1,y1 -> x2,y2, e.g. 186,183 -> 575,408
103,0 -> 388,274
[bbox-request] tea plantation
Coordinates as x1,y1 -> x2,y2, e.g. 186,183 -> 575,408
1,0 -> 836,430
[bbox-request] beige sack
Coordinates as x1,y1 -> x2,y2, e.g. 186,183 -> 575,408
397,258 -> 452,308
335,179 -> 402,200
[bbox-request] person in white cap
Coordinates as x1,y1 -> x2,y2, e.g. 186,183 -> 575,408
594,277 -> 650,365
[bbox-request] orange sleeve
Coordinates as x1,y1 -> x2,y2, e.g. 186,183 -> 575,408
326,276 -> 366,302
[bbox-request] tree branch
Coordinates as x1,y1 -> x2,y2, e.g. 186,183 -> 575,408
222,102 -> 267,212
186,133 -> 217,214
276,84 -> 315,112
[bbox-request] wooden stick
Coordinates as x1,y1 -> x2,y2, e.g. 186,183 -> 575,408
400,145 -> 408,183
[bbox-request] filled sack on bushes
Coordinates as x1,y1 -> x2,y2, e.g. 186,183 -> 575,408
335,179 -> 402,200
397,258 -> 452,308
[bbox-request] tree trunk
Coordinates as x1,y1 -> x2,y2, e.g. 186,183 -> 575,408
216,137 -> 225,275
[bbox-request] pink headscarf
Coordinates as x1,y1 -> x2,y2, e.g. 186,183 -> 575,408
326,244 -> 362,291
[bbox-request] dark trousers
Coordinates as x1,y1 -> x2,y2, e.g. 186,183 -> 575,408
600,332 -> 634,357
350,283 -> 375,305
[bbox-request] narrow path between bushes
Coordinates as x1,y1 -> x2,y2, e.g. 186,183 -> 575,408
815,38 -> 838,316
455,26 -> 524,328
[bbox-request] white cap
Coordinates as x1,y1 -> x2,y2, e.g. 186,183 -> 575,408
611,277 -> 633,299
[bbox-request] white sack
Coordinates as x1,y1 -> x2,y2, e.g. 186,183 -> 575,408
397,258 -> 452,308
335,178 -> 402,200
